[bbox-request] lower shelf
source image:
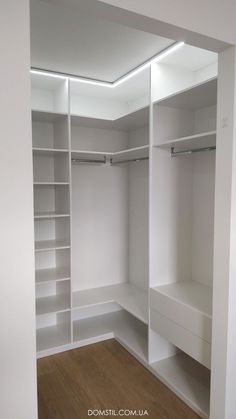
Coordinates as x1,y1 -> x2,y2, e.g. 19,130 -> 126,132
36,324 -> 71,352
73,310 -> 148,362
72,283 -> 148,324
150,352 -> 210,419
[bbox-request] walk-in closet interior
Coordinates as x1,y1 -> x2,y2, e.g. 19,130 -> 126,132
30,2 -> 219,416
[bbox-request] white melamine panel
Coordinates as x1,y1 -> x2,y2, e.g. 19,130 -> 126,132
35,267 -> 70,284
35,248 -> 70,272
73,310 -> 148,362
33,153 -> 69,183
36,311 -> 71,353
0,2 -> 37,418
151,352 -> 210,419
150,310 -> 211,369
150,148 -> 193,287
31,75 -> 68,114
154,105 -> 216,145
155,78 -> 217,109
36,280 -> 70,316
71,93 -> 128,120
71,124 -> 128,152
150,281 -> 212,342
34,184 -> 70,215
191,152 -> 215,286
151,63 -> 195,103
72,163 -> 128,290
157,131 -> 216,152
32,113 -> 69,149
128,160 -> 149,289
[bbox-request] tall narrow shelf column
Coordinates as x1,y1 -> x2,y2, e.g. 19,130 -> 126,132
31,75 -> 72,354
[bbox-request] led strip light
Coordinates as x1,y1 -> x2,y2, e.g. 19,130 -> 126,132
31,41 -> 184,88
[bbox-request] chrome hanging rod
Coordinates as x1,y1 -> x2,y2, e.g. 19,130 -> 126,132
110,157 -> 149,166
171,146 -> 216,157
71,157 -> 106,165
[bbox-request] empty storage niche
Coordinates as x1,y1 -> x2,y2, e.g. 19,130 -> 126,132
34,184 -> 70,218
36,311 -> 71,354
31,73 -> 68,114
34,218 -> 70,251
71,113 -> 149,326
32,112 -> 69,150
150,75 -> 216,370
153,78 -> 217,149
35,248 -> 71,283
33,150 -> 69,183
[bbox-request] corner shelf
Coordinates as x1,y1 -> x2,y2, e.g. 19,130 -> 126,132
70,105 -> 149,131
72,283 -> 148,324
35,267 -> 71,284
155,131 -> 216,152
73,310 -> 148,363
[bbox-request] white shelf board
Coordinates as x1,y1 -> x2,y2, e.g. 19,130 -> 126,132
34,211 -> 70,219
32,109 -> 68,122
151,353 -> 210,419
71,149 -> 110,161
156,131 -> 216,152
72,283 -> 148,324
34,182 -> 70,186
70,106 -> 149,132
112,145 -> 149,163
154,78 -> 217,110
152,281 -> 212,318
35,239 -> 70,252
35,267 -> 71,284
73,311 -> 148,362
37,324 -> 71,352
36,294 -> 70,316
33,148 -> 69,155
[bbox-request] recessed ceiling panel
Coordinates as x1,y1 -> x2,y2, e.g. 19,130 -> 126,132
30,0 -> 173,81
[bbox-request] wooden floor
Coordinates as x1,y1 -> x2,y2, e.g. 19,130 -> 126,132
38,339 -> 200,419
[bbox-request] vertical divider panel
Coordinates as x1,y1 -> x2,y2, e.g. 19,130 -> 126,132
68,79 -> 73,343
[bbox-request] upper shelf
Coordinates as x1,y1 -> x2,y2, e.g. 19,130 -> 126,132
71,106 -> 149,131
154,78 -> 217,110
32,110 -> 68,123
151,280 -> 212,318
156,131 -> 216,152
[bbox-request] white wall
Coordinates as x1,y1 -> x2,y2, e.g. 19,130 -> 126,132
0,1 -> 37,419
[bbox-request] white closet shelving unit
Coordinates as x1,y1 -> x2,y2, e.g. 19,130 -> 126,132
31,48 -> 218,418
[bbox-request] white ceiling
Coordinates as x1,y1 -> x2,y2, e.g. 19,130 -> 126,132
30,0 -> 173,82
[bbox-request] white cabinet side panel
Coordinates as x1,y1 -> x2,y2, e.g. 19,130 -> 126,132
0,1 -> 37,418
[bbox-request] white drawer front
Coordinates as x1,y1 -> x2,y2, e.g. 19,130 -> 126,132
150,308 -> 211,369
150,289 -> 212,343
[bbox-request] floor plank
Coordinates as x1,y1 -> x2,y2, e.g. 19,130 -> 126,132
37,339 -> 200,419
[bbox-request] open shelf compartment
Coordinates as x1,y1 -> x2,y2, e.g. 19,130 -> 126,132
72,283 -> 148,325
